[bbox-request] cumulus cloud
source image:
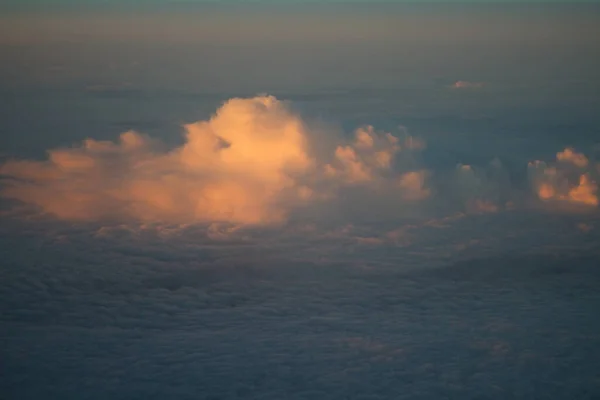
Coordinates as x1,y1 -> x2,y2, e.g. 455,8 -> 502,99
556,147 -> 589,168
0,96 -> 426,226
323,126 -> 426,198
1,97 -> 314,225
2,95 -> 597,231
528,148 -> 599,207
397,170 -> 430,201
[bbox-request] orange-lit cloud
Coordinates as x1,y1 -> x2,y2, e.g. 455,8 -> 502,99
324,126 -> 402,184
556,147 -> 589,168
0,96 -> 427,225
397,170 -> 430,201
528,148 -> 598,208
3,96 -> 595,227
1,96 -> 315,225
567,175 -> 598,206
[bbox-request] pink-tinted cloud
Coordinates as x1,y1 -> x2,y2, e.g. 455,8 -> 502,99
397,170 -> 430,201
324,126 -> 403,184
0,96 -> 427,225
450,80 -> 484,89
3,95 -> 595,229
1,96 -> 315,225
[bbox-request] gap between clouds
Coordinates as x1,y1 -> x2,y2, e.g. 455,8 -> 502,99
0,95 -> 598,228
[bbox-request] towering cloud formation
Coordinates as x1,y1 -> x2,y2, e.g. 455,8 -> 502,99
1,96 -> 597,228
0,96 -> 424,225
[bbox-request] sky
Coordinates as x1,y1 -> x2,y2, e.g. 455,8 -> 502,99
1,2 -> 600,399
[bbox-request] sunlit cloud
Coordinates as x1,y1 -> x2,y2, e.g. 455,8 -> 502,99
1,96 -> 316,225
1,96 -> 597,230
556,147 -> 589,168
528,148 -> 598,208
0,96 -> 426,226
397,170 -> 430,201
323,126 -> 417,185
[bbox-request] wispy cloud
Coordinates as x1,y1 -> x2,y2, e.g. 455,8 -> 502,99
449,80 -> 484,90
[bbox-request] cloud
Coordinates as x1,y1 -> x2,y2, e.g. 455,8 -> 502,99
556,147 -> 589,168
450,80 -> 484,89
397,170 -> 430,201
528,148 -> 599,208
567,175 -> 599,206
447,160 -> 511,214
323,126 -> 402,183
323,126 -> 425,192
0,96 -> 425,226
1,95 -> 597,231
4,209 -> 600,400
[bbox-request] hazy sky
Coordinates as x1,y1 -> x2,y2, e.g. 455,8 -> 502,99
3,0 -> 600,13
